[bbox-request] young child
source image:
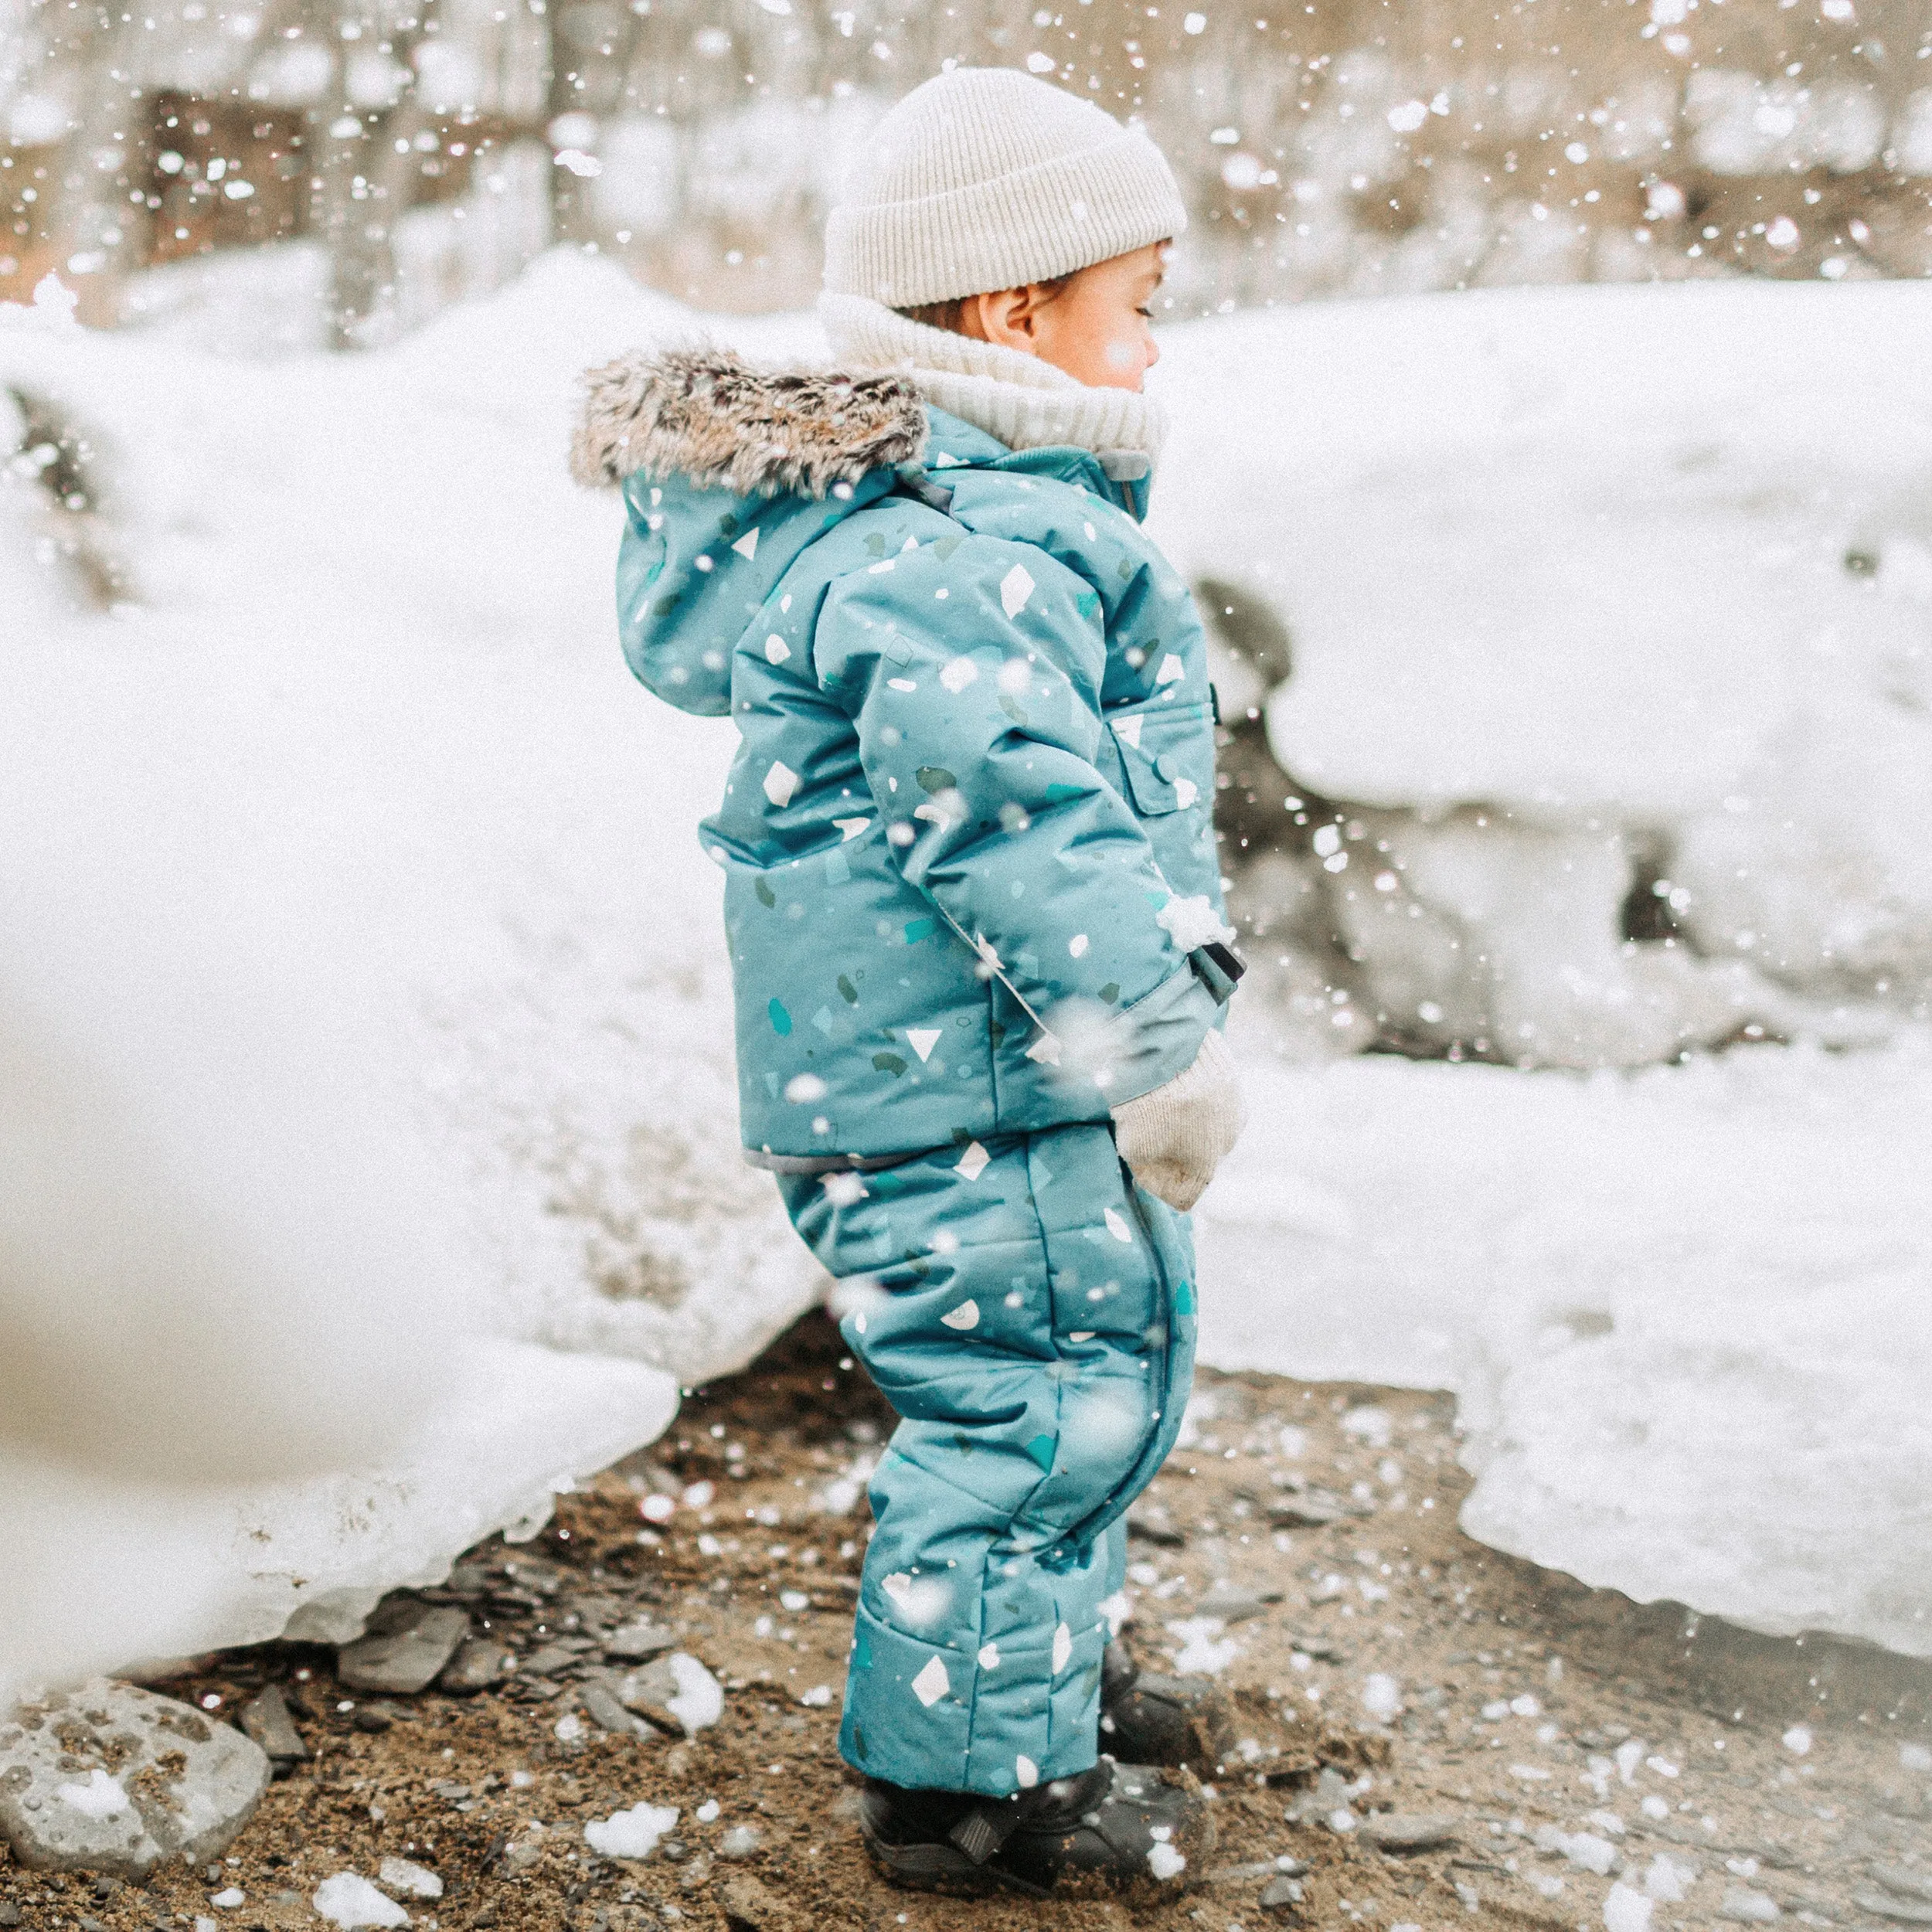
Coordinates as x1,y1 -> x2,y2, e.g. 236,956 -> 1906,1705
575,66 -> 1247,1895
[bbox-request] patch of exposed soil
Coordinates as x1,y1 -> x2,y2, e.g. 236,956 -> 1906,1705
6,1311 -> 1931,1932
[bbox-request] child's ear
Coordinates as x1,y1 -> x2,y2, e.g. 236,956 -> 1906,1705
970,286 -> 1043,353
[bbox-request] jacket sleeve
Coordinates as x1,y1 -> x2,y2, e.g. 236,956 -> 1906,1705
811,528 -> 1221,1106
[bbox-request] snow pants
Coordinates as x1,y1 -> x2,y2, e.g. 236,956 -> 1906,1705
777,1121 -> 1197,1798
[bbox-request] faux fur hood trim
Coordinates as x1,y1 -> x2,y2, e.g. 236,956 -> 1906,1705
570,346 -> 928,498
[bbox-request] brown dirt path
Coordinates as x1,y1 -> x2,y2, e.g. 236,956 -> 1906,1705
5,1311 -> 1930,1932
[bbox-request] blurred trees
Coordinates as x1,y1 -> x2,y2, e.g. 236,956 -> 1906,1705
2,0 -> 1930,341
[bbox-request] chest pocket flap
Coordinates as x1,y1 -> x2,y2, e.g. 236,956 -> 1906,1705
1107,699 -> 1212,816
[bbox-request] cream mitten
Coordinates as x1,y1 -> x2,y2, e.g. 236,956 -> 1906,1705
1110,1028 -> 1247,1213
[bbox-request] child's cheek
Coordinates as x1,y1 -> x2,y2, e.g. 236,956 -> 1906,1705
1103,335 -> 1141,373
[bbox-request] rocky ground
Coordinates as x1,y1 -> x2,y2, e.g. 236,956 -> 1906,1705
5,1310 -> 1932,1932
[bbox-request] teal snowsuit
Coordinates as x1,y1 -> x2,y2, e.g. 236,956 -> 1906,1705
580,349 -> 1235,1796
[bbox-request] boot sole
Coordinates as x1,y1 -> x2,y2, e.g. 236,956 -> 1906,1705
861,1832 -> 1052,1898
860,1822 -> 1215,1899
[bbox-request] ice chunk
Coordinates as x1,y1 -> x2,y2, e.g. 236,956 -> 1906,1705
312,1874 -> 409,1929
377,1859 -> 443,1900
1361,1673 -> 1402,1721
1147,1838 -> 1187,1879
1644,1854 -> 1694,1903
583,1802 -> 679,1860
1603,1883 -> 1654,1932
1165,1617 -> 1239,1675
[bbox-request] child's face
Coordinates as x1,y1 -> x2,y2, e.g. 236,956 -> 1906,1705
1032,243 -> 1167,391
961,243 -> 1168,392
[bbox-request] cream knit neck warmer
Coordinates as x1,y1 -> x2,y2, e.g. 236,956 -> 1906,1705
818,291 -> 1167,473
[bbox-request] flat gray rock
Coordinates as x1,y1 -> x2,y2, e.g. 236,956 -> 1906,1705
1206,1859 -> 1282,1885
437,1638 -> 513,1695
517,1642 -> 586,1681
1876,1869 -> 1932,1906
578,1679 -> 646,1738
1267,1494 -> 1350,1529
338,1604 -> 469,1694
1359,1811 -> 1462,1852
1860,1891 -> 1932,1927
616,1654 -> 724,1737
1125,1502 -> 1186,1547
1259,1873 -> 1305,1910
237,1685 -> 308,1770
603,1620 -> 679,1662
1285,1765 -> 1355,1824
0,1679 -> 270,1879
1196,1581 -> 1284,1625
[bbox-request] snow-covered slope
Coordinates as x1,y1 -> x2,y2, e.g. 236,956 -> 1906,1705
4,257 -> 1930,1675
1155,281 -> 1932,1017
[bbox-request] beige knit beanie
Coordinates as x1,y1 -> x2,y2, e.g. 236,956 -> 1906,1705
825,66 -> 1189,309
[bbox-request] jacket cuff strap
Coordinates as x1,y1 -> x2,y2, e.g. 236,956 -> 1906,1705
1186,940 -> 1247,1006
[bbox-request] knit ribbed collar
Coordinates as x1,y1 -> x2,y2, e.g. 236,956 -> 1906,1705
818,291 -> 1168,474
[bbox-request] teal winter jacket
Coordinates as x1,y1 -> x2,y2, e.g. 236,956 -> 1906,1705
573,350 -> 1235,1170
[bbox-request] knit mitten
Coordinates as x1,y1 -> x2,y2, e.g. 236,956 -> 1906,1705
1110,1029 -> 1246,1213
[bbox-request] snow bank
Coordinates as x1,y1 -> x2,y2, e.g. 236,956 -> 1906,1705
5,258 -> 1930,1672
1,257 -> 805,1689
1155,281 -> 1932,1025
1158,282 -> 1932,1652
1195,1026 -> 1932,1655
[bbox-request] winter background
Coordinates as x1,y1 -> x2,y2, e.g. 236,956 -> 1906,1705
3,0 -> 1930,1702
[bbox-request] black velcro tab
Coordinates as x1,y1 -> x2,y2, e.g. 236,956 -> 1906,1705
947,1804 -> 1017,1865
1188,940 -> 1248,1005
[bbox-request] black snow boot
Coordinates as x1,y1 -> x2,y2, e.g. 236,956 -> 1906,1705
1098,1641 -> 1236,1770
859,1757 -> 1215,1897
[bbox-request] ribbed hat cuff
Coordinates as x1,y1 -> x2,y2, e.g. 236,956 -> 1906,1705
825,131 -> 1187,308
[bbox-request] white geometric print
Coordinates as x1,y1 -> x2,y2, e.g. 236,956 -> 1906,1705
910,1655 -> 950,1707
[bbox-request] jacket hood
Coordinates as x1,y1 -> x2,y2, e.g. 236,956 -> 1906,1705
571,345 -> 927,497
580,347 -> 1148,719
579,348 -> 934,716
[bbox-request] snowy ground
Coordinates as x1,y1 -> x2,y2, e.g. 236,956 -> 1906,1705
3,253 -> 1929,1689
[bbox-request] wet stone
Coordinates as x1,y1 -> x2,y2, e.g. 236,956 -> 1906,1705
1126,1502 -> 1186,1548
1288,1635 -> 1345,1662
1359,1811 -> 1463,1853
0,1678 -> 270,1879
579,1679 -> 646,1738
1267,1495 -> 1350,1529
1259,1873 -> 1305,1910
519,1643 -> 586,1680
1207,1859 -> 1283,1884
1196,1580 -> 1284,1625
337,1602 -> 469,1695
437,1638 -> 513,1696
237,1684 -> 308,1771
603,1621 -> 679,1663
1860,1892 -> 1932,1926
